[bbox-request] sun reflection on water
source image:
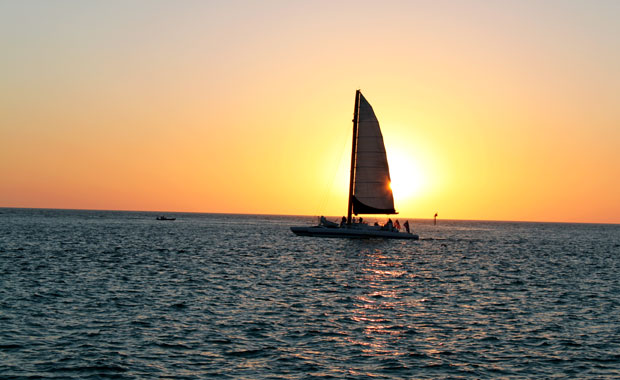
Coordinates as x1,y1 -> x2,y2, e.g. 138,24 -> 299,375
344,249 -> 419,359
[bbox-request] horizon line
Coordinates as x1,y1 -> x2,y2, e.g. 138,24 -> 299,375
1,206 -> 618,226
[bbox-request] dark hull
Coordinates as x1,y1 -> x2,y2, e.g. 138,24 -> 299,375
290,226 -> 418,240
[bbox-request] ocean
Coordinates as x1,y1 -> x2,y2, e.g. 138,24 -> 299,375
1,208 -> 619,379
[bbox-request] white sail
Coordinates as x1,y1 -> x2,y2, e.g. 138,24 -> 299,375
352,93 -> 396,214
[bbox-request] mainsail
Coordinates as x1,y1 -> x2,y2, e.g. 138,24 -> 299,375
350,91 -> 396,216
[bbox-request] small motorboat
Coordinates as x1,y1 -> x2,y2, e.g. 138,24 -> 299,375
156,215 -> 176,221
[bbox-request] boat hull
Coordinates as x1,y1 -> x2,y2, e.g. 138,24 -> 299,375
290,226 -> 418,240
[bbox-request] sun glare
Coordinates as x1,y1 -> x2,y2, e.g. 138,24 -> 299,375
387,148 -> 426,201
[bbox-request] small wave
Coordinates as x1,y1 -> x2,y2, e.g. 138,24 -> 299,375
560,340 -> 582,347
208,338 -> 232,344
379,358 -> 409,371
0,343 -> 22,350
155,342 -> 192,350
407,351 -> 428,358
225,346 -> 276,358
49,364 -> 128,373
589,354 -> 620,363
130,319 -> 152,327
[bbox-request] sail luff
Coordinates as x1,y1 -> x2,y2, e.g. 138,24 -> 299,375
347,90 -> 361,224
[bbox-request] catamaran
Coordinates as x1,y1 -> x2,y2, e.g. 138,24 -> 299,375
291,90 -> 419,240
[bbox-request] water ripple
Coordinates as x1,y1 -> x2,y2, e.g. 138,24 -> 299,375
0,210 -> 619,379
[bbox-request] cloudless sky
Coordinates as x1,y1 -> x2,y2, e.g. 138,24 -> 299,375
1,0 -> 619,223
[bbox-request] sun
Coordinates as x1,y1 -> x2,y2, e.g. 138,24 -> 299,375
387,148 -> 426,201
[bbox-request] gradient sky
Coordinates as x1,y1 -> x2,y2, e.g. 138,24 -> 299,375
1,1 -> 619,223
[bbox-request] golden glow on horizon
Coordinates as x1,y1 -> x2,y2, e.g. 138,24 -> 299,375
1,2 -> 619,223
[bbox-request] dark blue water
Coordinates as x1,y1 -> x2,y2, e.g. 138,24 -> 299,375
1,208 -> 619,379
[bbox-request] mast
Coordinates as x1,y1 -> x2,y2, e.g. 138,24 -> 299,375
347,90 -> 361,225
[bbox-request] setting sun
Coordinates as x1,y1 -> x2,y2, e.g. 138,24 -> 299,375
387,147 -> 426,203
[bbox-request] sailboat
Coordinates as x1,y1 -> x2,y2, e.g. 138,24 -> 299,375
291,90 -> 419,240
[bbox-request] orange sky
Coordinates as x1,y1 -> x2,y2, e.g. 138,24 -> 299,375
1,1 -> 619,223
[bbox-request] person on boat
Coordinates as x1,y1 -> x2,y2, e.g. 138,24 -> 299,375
359,217 -> 363,224
404,220 -> 410,233
383,219 -> 393,231
341,216 -> 346,227
395,220 -> 401,231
